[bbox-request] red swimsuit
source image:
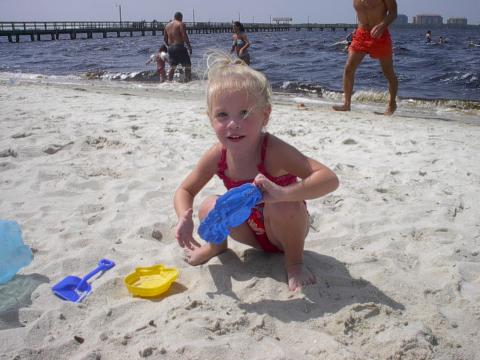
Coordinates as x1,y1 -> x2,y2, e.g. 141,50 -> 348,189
217,133 -> 297,253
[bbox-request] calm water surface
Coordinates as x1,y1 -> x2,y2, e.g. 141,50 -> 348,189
1,27 -> 479,104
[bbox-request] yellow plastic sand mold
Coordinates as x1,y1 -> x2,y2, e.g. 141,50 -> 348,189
124,264 -> 179,297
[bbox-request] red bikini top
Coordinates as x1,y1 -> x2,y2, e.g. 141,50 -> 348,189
217,133 -> 298,190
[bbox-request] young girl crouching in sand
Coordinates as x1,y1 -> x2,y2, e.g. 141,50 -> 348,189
174,54 -> 339,291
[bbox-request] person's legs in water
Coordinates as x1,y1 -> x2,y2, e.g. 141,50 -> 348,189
167,66 -> 176,81
168,44 -> 191,82
167,46 -> 176,81
168,44 -> 183,81
181,48 -> 192,82
159,68 -> 166,82
184,65 -> 192,82
263,201 -> 314,291
333,51 -> 366,111
239,52 -> 250,66
379,56 -> 398,115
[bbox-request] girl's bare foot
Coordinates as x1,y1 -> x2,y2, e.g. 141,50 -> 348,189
287,263 -> 316,291
184,243 -> 225,266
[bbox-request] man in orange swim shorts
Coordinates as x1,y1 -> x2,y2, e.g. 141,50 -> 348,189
333,0 -> 398,115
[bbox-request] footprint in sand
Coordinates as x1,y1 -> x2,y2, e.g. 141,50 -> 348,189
140,190 -> 165,211
137,223 -> 164,241
342,138 -> 358,145
43,142 -> 74,155
0,162 -> 18,171
83,136 -> 122,149
11,132 -> 32,139
0,149 -> 17,158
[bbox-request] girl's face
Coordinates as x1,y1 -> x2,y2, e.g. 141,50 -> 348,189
208,89 -> 270,151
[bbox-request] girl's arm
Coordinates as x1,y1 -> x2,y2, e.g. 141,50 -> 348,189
174,144 -> 220,216
255,136 -> 339,202
174,144 -> 220,248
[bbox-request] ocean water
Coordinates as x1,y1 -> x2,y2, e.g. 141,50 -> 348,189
0,27 -> 479,109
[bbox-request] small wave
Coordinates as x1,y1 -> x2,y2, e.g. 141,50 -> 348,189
83,70 -> 107,80
82,68 -> 202,83
289,50 -> 308,56
100,70 -> 159,82
352,90 -> 389,103
265,45 -> 281,52
465,74 -> 480,88
403,98 -> 480,111
298,86 -> 480,112
433,71 -> 480,88
275,81 -> 324,96
137,47 -> 152,55
81,70 -> 156,81
339,89 -> 480,111
393,46 -> 410,55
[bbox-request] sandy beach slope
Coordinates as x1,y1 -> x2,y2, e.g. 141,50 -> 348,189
1,78 -> 479,360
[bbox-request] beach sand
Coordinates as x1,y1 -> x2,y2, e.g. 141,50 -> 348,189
1,77 -> 479,360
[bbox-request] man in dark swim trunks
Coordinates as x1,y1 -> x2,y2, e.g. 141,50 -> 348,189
164,12 -> 192,82
333,0 -> 398,115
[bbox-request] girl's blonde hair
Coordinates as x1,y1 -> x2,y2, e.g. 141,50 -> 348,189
206,51 -> 272,112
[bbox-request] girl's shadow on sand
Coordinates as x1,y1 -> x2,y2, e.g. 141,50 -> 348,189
207,249 -> 404,322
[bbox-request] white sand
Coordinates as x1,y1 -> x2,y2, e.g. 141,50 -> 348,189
1,77 -> 479,360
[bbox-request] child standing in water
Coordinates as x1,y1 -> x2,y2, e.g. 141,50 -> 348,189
173,55 -> 339,291
146,45 -> 169,82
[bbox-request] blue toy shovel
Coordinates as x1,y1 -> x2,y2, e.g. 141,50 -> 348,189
52,259 -> 115,303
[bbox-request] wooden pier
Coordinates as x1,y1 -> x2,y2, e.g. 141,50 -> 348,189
0,21 -> 356,43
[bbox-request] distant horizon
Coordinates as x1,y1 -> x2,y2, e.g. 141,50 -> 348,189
0,17 -> 479,26
0,19 -> 478,27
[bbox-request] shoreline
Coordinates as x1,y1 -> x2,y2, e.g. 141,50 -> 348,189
1,71 -> 479,123
1,79 -> 480,359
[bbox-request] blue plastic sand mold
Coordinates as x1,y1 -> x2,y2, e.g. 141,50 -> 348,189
0,220 -> 33,285
52,259 -> 115,303
198,183 -> 263,244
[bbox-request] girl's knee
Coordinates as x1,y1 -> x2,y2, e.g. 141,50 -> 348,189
265,201 -> 306,221
198,195 -> 218,220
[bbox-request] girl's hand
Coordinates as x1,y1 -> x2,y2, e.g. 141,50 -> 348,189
254,174 -> 288,203
175,208 -> 200,250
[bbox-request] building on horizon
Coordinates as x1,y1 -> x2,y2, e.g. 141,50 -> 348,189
447,17 -> 467,25
413,14 -> 443,25
272,17 -> 293,25
393,14 -> 408,25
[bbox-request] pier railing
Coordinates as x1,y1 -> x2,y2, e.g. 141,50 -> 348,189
0,21 -> 356,43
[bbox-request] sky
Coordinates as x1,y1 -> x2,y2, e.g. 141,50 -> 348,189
0,0 -> 479,25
